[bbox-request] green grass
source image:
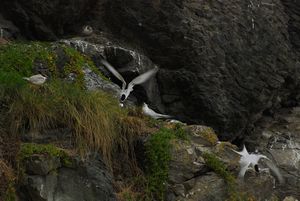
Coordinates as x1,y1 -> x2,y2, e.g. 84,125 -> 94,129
145,127 -> 188,201
0,42 -> 107,88
0,42 -> 135,168
6,80 -> 127,166
203,152 -> 254,201
0,42 -> 56,76
19,143 -> 72,167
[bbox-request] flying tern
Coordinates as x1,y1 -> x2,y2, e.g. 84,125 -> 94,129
232,145 -> 283,184
100,59 -> 158,103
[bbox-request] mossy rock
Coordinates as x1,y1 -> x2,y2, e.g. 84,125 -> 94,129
186,125 -> 219,146
0,42 -> 107,89
19,143 -> 72,169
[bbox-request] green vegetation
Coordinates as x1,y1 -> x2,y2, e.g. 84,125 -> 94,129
0,42 -> 56,77
203,152 -> 254,201
0,42 -> 107,88
7,80 -> 126,166
3,183 -> 17,201
199,127 -> 218,145
0,160 -> 17,201
19,143 -> 72,167
0,42 -> 190,201
203,152 -> 235,185
0,42 -> 137,168
145,126 -> 188,201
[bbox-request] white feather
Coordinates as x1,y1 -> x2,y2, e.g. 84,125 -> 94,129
100,59 -> 158,102
23,74 -> 47,85
233,145 -> 269,179
142,103 -> 172,119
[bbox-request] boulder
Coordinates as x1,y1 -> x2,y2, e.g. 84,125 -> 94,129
62,37 -> 163,109
20,155 -> 116,201
105,0 -> 299,140
167,125 -> 278,201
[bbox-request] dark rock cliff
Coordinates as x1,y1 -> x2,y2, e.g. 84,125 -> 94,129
105,0 -> 299,140
1,0 -> 300,141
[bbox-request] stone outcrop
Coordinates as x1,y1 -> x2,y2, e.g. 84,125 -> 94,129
105,0 -> 300,140
166,125 -> 280,201
20,153 -> 116,201
249,106 -> 300,199
61,37 -> 163,109
1,0 -> 300,141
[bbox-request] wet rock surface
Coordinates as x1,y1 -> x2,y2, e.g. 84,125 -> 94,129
167,125 -> 280,201
248,107 -> 300,199
20,154 -> 116,201
106,0 -> 300,140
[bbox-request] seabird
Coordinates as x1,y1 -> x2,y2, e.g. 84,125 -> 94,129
23,74 -> 47,85
100,59 -> 158,103
232,145 -> 283,184
82,25 -> 93,36
142,103 -> 172,119
232,145 -> 268,178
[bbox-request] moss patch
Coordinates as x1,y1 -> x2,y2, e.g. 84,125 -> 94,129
0,42 -> 109,89
145,126 -> 188,201
0,160 -> 16,201
0,42 -> 143,169
0,42 -> 55,77
203,152 -> 255,201
199,127 -> 218,145
19,143 -> 72,167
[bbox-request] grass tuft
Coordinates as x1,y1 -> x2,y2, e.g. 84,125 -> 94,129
145,127 -> 188,201
203,152 -> 255,201
6,80 -> 127,167
0,160 -> 16,201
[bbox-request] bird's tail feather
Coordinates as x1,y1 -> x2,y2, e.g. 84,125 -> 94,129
265,160 -> 284,184
23,77 -> 29,81
157,114 -> 173,119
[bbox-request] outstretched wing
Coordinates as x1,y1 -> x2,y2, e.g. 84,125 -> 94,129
232,145 -> 249,156
127,67 -> 158,91
100,59 -> 126,90
238,162 -> 250,179
264,159 -> 284,184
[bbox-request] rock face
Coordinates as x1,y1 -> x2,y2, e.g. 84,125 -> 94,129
105,0 -> 299,140
166,125 -> 280,201
61,37 -> 163,109
249,106 -> 300,199
1,0 -> 300,140
0,0 -> 99,40
20,154 -> 116,201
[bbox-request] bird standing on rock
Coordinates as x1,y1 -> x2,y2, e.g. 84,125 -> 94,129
23,74 -> 47,85
142,103 -> 173,119
82,25 -> 93,36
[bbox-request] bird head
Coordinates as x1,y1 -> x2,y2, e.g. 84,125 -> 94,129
120,93 -> 126,102
82,25 -> 93,35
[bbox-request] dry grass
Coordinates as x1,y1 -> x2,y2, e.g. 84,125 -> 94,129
2,80 -> 137,168
0,160 -> 16,200
115,174 -> 148,201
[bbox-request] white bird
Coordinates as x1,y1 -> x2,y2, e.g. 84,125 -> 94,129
100,59 -> 158,102
82,25 -> 93,36
23,74 -> 47,85
232,145 -> 269,179
232,145 -> 283,184
142,103 -> 172,119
